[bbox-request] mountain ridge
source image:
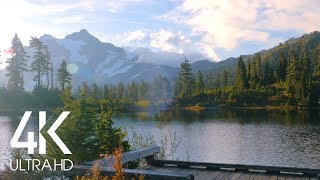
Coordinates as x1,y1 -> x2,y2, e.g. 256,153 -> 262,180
1,29 -> 320,90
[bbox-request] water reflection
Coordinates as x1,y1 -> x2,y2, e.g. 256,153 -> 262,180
0,111 -> 38,170
114,109 -> 320,168
1,109 -> 319,170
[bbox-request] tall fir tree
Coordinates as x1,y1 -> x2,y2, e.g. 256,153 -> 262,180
301,48 -> 312,98
6,34 -> 28,90
175,57 -> 194,98
263,61 -> 275,85
29,37 -> 50,88
235,56 -> 248,90
276,51 -> 287,81
195,70 -> 205,94
57,60 -> 71,92
286,49 -> 303,102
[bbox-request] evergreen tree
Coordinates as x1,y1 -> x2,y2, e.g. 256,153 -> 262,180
44,46 -> 51,89
276,51 -> 287,81
263,61 -> 275,85
6,34 -> 28,90
246,58 -> 252,86
222,70 -> 229,88
175,57 -> 194,98
102,84 -> 110,99
249,53 -> 263,88
286,49 -> 303,102
195,70 -> 205,94
57,60 -> 71,92
91,83 -> 99,100
235,56 -> 248,90
301,48 -> 311,98
129,81 -> 138,101
29,37 -> 49,88
313,45 -> 320,79
117,83 -> 125,99
97,102 -> 129,154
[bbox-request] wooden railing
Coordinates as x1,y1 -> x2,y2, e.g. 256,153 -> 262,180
150,159 -> 320,177
65,146 -> 194,180
65,146 -> 320,179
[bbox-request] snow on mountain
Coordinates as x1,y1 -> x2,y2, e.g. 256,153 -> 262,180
0,29 -> 186,89
38,29 -> 179,87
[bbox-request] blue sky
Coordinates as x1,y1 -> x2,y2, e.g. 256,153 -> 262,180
0,0 -> 320,62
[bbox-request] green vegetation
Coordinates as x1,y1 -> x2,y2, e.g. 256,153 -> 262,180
174,45 -> 320,108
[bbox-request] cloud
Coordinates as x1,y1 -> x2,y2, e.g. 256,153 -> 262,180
51,15 -> 86,24
100,0 -> 145,13
124,30 -> 147,43
163,0 -> 320,59
104,29 -> 191,54
150,29 -> 191,53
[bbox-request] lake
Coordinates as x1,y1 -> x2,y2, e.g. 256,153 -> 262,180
1,109 -> 320,170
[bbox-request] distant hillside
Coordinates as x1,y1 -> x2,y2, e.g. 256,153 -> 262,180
192,31 -> 320,76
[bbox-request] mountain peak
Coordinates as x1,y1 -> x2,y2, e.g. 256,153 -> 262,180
65,29 -> 100,43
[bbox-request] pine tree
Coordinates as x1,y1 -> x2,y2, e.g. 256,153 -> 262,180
91,83 -> 99,100
44,46 -> 51,89
102,84 -> 110,99
222,70 -> 229,88
276,51 -> 287,81
57,60 -> 71,92
235,56 -> 248,90
301,48 -> 311,98
29,37 -> 49,88
195,70 -> 205,94
117,83 -> 125,99
129,81 -> 138,101
97,102 -> 129,154
246,58 -> 251,86
286,49 -> 303,102
249,53 -> 263,88
175,57 -> 194,98
6,34 -> 28,90
263,61 -> 275,85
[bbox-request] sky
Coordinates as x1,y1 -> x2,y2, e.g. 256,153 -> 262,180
0,0 -> 320,62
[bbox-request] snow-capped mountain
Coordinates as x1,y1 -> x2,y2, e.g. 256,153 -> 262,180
1,29 -> 220,90
38,29 -> 179,88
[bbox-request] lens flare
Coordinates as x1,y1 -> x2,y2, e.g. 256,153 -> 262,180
66,63 -> 79,74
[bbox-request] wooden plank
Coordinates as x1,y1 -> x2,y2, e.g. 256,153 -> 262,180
293,175 -> 302,180
260,174 -> 272,180
85,146 -> 160,167
237,173 -> 254,180
194,170 -> 221,180
230,172 -> 243,180
277,175 -> 287,180
151,160 -> 320,176
285,175 -> 294,180
64,165 -> 194,180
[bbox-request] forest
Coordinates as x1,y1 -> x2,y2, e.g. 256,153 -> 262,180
1,32 -> 320,110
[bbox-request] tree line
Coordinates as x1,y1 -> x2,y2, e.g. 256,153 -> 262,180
174,46 -> 320,107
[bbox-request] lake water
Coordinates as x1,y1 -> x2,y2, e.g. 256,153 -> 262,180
1,109 -> 320,170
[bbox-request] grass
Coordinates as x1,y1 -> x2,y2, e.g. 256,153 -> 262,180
77,146 -> 144,180
135,100 -> 150,107
184,105 -> 206,112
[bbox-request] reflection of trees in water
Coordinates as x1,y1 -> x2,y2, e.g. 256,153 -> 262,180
151,109 -> 320,126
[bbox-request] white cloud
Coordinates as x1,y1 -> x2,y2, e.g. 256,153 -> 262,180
150,29 -> 191,53
51,15 -> 86,24
124,30 -> 147,43
163,0 -> 320,59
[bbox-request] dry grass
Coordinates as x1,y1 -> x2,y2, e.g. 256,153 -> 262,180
184,105 -> 206,112
77,146 -> 144,180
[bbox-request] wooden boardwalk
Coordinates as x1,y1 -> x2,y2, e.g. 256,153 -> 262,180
66,146 -> 320,180
142,165 -> 319,180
